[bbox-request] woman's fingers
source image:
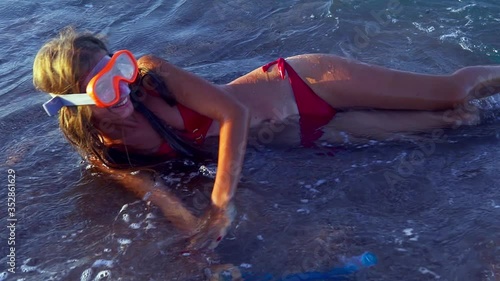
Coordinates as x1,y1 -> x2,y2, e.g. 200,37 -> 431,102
187,203 -> 236,251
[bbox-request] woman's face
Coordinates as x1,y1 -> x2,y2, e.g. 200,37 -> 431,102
85,51 -> 135,122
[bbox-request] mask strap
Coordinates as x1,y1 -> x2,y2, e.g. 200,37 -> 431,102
42,93 -> 95,116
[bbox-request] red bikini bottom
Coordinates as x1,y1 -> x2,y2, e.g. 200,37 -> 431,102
262,58 -> 336,146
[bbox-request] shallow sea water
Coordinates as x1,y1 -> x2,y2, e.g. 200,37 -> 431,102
0,0 -> 499,280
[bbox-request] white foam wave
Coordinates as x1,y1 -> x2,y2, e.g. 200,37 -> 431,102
446,4 -> 476,13
412,22 -> 435,33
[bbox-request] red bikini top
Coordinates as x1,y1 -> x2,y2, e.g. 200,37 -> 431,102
155,104 -> 213,156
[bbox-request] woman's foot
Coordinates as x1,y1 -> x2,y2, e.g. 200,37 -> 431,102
443,103 -> 481,127
455,65 -> 500,100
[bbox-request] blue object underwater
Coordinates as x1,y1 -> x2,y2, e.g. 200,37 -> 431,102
239,252 -> 378,281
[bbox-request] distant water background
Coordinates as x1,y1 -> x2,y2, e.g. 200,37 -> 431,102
0,0 -> 499,280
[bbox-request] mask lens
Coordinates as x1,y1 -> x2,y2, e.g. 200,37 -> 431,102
114,53 -> 136,79
86,50 -> 138,107
93,70 -> 116,103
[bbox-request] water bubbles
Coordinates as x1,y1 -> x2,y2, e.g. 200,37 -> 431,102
129,223 -> 141,229
93,270 -> 111,280
0,272 -> 8,281
199,165 -> 217,178
403,228 -> 419,241
122,213 -> 130,223
20,264 -> 38,273
403,228 -> 413,236
80,268 -> 93,281
459,37 -> 473,52
20,258 -> 38,273
117,238 -> 132,245
240,263 -> 252,269
80,259 -> 114,281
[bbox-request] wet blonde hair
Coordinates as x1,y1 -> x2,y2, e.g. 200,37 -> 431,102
33,27 -> 144,168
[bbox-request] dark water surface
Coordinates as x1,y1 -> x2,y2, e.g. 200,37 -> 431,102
0,0 -> 499,280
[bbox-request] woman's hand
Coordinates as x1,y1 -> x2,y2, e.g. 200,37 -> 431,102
187,202 -> 236,251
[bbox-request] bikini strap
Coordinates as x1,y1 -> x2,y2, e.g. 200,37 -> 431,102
261,57 -> 287,80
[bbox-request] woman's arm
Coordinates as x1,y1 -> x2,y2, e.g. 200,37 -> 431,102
92,162 -> 198,234
137,55 -> 251,210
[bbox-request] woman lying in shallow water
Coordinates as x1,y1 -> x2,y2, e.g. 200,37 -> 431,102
33,27 -> 499,250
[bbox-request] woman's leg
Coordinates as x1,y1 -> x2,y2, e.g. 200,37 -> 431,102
320,107 -> 480,143
287,54 -> 500,111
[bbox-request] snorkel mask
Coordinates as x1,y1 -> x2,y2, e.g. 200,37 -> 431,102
42,50 -> 138,116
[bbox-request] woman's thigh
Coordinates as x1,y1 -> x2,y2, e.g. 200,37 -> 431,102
286,54 -> 462,111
